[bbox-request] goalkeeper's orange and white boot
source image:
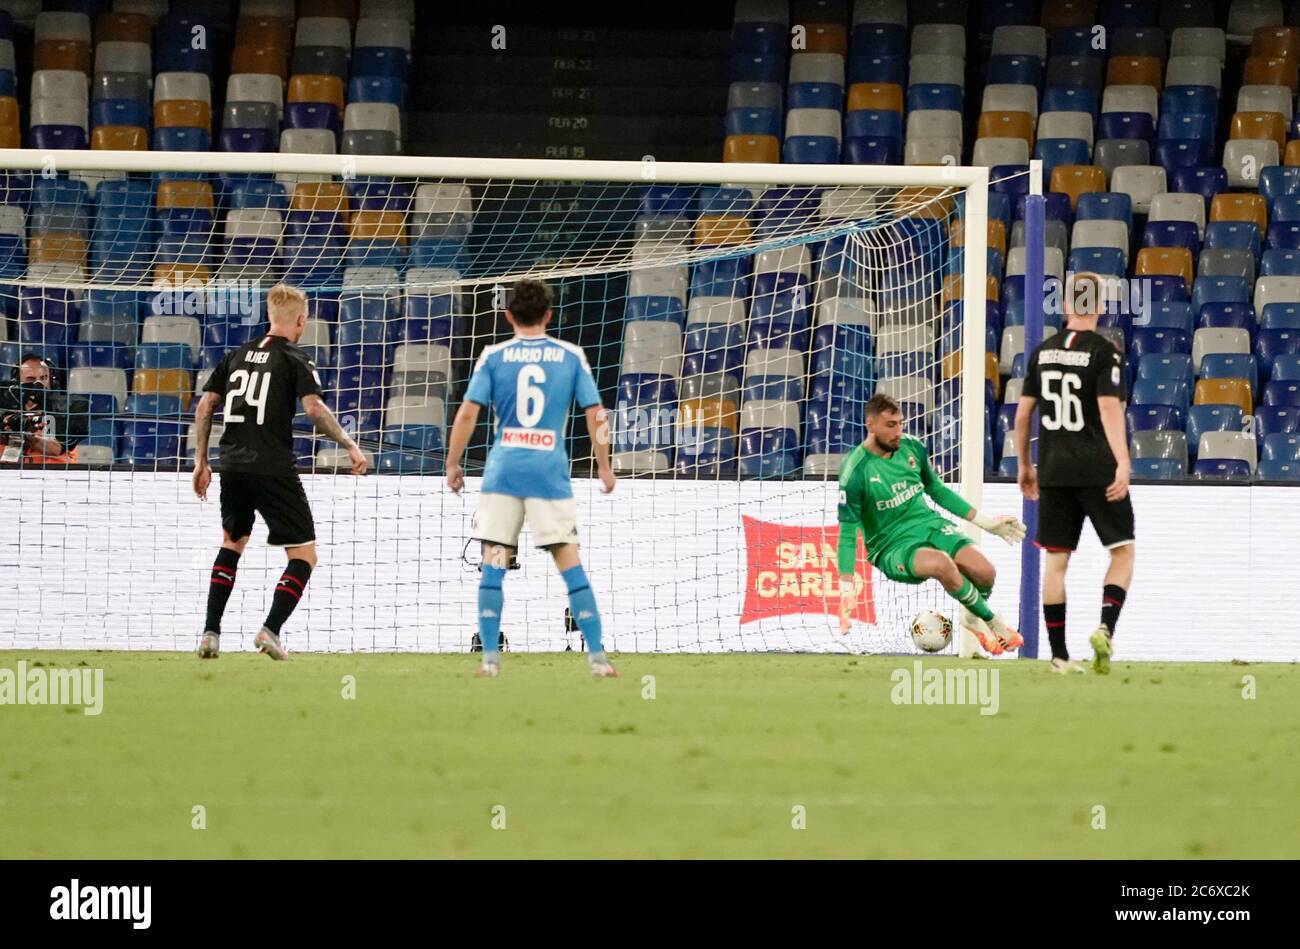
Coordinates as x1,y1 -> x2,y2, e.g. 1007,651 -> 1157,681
962,615 -> 1004,656
989,614 -> 1024,652
253,627 -> 290,661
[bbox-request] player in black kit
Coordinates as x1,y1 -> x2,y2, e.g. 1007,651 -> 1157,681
192,284 -> 368,660
1014,272 -> 1135,675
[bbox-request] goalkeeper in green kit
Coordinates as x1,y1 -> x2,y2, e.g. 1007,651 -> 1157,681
837,394 -> 1027,655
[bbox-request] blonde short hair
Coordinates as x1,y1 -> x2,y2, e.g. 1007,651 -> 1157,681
267,283 -> 308,324
1066,271 -> 1104,319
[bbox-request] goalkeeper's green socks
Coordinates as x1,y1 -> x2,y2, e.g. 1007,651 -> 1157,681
478,564 -> 506,656
951,576 -> 994,622
562,565 -> 603,654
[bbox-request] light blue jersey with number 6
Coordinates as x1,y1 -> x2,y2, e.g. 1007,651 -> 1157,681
463,335 -> 602,500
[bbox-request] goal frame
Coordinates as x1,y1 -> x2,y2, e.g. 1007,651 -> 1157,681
0,148 -> 990,653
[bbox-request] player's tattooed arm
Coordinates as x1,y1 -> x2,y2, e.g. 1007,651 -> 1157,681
301,394 -> 355,449
302,394 -> 368,475
191,391 -> 221,499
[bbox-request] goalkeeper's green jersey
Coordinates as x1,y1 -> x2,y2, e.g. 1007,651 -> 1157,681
836,435 -> 974,575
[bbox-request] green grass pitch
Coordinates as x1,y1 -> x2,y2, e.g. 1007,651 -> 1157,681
2,650 -> 1298,858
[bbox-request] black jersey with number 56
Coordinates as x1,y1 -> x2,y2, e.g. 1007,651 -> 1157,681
1022,329 -> 1126,487
202,334 -> 323,474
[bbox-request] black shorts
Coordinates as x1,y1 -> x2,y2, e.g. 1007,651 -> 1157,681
1036,485 -> 1135,552
219,471 -> 316,547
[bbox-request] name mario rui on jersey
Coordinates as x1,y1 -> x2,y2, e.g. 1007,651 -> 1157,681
499,346 -> 567,363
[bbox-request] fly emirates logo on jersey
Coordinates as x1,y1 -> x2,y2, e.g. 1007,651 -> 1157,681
740,516 -> 874,625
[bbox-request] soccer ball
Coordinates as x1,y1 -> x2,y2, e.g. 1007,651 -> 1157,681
910,610 -> 953,652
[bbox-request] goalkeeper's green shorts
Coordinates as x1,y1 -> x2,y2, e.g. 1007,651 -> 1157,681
870,520 -> 974,585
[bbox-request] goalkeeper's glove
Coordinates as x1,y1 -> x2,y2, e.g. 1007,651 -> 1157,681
972,512 -> 1027,545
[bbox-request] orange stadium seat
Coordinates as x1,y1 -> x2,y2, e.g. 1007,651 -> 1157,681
154,100 -> 211,133
1231,111 -> 1287,150
133,368 -> 192,403
34,40 -> 91,74
28,236 -> 88,267
156,180 -> 215,210
723,134 -> 779,163
803,23 -> 848,56
895,187 -> 956,219
1252,26 -> 1300,59
91,125 -> 147,150
350,211 -> 407,243
695,214 -> 753,246
288,74 -> 345,112
1135,247 -> 1194,290
847,82 -> 903,113
951,218 -> 1008,256
0,96 -> 20,148
95,12 -> 152,45
977,110 -> 1035,148
1211,193 -> 1268,234
312,0 -> 358,21
292,182 -> 350,217
235,16 -> 293,51
1106,56 -> 1163,89
1195,378 -> 1253,415
231,44 -> 288,81
1243,55 -> 1299,92
986,352 -> 1002,399
1041,0 -> 1098,30
152,263 -> 211,287
1051,164 -> 1107,208
1287,140 -> 1300,166
943,273 -> 1000,305
678,397 -> 740,436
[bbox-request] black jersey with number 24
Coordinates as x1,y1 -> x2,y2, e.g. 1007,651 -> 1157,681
1022,328 -> 1126,487
203,335 -> 323,474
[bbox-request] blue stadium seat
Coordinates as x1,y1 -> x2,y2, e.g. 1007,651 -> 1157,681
733,21 -> 787,53
1140,301 -> 1192,332
788,83 -> 843,110
93,98 -> 149,130
1098,112 -> 1155,142
28,125 -> 88,150
1267,221 -> 1300,250
1191,276 -> 1250,312
124,394 -> 184,416
732,52 -> 784,83
220,128 -> 275,152
1069,247 -> 1126,276
1133,457 -> 1185,479
1274,353 -> 1300,381
1264,379 -> 1300,406
738,428 -> 800,479
353,47 -> 410,81
1262,431 -> 1300,462
1256,404 -> 1300,440
988,55 -> 1043,86
348,76 -> 405,109
1050,27 -> 1094,56
997,455 -> 1019,477
1138,352 -> 1194,383
848,54 -> 905,85
725,107 -> 781,137
907,84 -> 963,112
1143,220 -> 1200,257
1155,140 -> 1213,178
1201,353 -> 1258,394
1255,328 -> 1300,380
121,419 -> 186,467
1204,221 -> 1261,261
1261,249 -> 1300,276
1135,274 -> 1189,303
1076,191 -> 1133,227
845,109 -> 902,140
1186,405 -> 1244,456
1034,139 -> 1091,179
1193,458 -> 1251,481
1261,303 -> 1300,329
1257,457 -> 1300,480
851,23 -> 906,56
69,342 -> 133,370
845,136 -> 902,163
1127,403 -> 1186,433
1197,301 -> 1255,332
1162,85 -> 1218,119
1261,166 -> 1300,208
1131,327 -> 1191,361
1132,376 -> 1191,411
783,136 -> 840,163
1158,112 -> 1214,142
1170,166 -> 1227,212
1042,85 -> 1099,116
